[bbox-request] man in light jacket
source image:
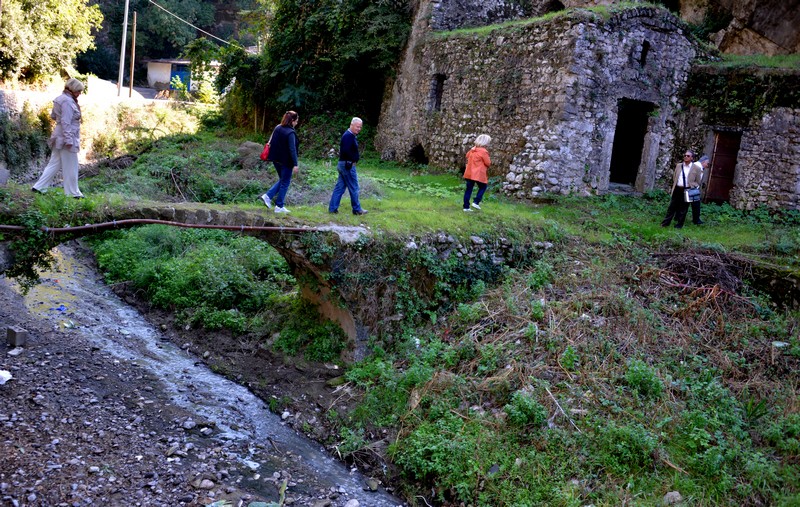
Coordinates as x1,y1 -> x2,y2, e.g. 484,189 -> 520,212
661,149 -> 701,229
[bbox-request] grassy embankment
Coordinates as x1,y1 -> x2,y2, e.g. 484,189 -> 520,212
2,118 -> 799,506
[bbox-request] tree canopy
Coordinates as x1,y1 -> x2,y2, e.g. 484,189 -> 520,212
218,0 -> 411,126
0,0 -> 103,81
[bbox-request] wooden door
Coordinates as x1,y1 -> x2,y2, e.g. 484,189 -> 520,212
705,131 -> 741,203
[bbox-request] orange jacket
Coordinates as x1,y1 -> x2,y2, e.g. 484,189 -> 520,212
464,146 -> 490,184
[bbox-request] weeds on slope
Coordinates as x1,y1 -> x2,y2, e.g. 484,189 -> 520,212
336,235 -> 799,506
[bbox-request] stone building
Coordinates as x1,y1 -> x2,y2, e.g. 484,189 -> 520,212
377,4 -> 702,198
377,0 -> 800,210
676,67 -> 800,210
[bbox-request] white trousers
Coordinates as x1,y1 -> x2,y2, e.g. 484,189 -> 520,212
32,148 -> 83,198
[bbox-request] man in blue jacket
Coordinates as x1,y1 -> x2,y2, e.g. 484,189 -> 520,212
328,117 -> 368,215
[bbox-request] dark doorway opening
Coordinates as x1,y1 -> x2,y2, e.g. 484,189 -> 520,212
609,99 -> 655,186
705,131 -> 742,203
409,143 -> 429,164
654,0 -> 679,13
544,0 -> 565,13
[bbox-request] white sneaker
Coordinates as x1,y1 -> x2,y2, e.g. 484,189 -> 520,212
471,202 -> 481,210
274,206 -> 290,213
462,208 -> 472,212
260,194 -> 272,209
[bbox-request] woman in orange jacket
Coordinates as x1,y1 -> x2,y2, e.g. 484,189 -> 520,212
463,134 -> 491,211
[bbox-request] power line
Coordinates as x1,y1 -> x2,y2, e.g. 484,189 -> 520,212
147,0 -> 244,49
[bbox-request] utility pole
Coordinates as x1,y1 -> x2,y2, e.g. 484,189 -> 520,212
129,11 -> 137,98
117,0 -> 130,96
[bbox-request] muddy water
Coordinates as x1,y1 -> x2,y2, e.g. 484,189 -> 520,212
13,243 -> 405,506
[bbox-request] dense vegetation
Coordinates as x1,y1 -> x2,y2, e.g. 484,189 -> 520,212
0,0 -> 102,82
214,0 -> 411,128
1,111 -> 798,504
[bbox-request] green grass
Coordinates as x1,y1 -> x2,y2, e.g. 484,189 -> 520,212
432,2 -> 665,39
711,53 -> 800,70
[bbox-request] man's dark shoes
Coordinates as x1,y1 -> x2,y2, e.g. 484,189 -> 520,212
31,187 -> 43,194
353,209 -> 368,216
694,220 -> 704,225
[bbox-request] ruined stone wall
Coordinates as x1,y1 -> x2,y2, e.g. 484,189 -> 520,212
429,0 -> 659,31
430,0 -> 526,31
672,67 -> 800,211
730,108 -> 800,210
671,107 -> 800,211
508,9 -> 697,198
377,6 -> 697,198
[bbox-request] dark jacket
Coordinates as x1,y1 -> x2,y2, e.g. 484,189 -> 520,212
339,129 -> 360,163
267,125 -> 299,167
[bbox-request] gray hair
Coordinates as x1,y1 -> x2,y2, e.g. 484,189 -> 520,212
474,134 -> 491,147
64,78 -> 85,93
351,117 -> 363,126
699,155 -> 710,163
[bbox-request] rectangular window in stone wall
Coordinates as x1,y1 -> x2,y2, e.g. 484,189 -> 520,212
429,74 -> 447,112
639,40 -> 651,67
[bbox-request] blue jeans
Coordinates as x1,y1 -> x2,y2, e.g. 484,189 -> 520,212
463,179 -> 487,209
328,161 -> 363,212
267,162 -> 293,208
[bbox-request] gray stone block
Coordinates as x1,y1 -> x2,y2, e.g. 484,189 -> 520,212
7,326 -> 28,347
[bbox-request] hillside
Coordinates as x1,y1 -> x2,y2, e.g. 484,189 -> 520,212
1,117 -> 798,505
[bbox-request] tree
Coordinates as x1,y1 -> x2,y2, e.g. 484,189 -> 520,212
218,0 -> 411,125
265,0 -> 411,118
133,0 -> 215,59
0,0 -> 102,82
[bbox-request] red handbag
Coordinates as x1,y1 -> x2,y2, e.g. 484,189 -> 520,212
260,143 -> 270,161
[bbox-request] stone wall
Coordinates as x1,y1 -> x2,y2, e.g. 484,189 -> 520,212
673,66 -> 800,211
429,0 -> 631,31
377,6 -> 698,198
430,0 -> 526,31
730,108 -> 800,210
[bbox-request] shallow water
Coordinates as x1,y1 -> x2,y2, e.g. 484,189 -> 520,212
14,243 -> 405,506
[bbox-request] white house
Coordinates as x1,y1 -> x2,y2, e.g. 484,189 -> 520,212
145,59 -> 192,90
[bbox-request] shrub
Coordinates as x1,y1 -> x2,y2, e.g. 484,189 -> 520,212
763,414 -> 800,456
90,225 -> 293,334
273,300 -> 347,362
0,106 -> 49,174
504,390 -> 548,427
625,359 -> 663,399
560,345 -> 579,371
527,259 -> 554,290
591,422 -> 657,476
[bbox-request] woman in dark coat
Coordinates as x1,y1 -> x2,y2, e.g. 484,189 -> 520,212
260,111 -> 299,213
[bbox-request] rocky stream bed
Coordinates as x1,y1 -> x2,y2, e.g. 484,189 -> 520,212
0,242 -> 404,507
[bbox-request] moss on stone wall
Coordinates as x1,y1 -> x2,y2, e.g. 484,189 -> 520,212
685,66 -> 800,126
